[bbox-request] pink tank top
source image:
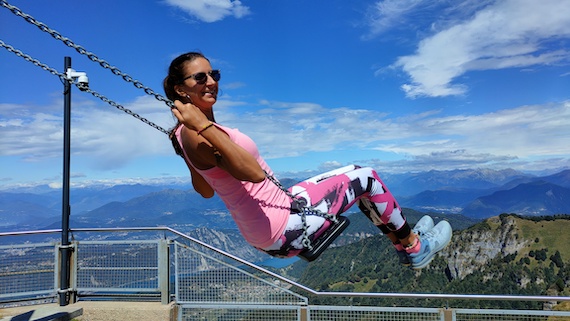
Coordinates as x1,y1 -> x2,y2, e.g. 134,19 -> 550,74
175,124 -> 290,248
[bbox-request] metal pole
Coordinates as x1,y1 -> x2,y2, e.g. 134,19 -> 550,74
59,56 -> 72,306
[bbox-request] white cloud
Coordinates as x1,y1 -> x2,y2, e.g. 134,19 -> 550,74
367,149 -> 517,173
371,102 -> 570,168
363,0 -> 495,40
3,95 -> 570,176
0,102 -> 65,159
71,96 -> 176,170
164,0 -> 251,23
362,0 -> 425,39
382,0 -> 570,98
216,99 -> 570,168
0,96 -> 176,168
216,100 -> 393,159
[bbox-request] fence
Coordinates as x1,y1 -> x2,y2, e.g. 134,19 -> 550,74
1,227 -> 570,321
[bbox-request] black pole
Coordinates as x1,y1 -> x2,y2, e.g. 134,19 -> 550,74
59,56 -> 72,306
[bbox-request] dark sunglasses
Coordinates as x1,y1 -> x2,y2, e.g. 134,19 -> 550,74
180,70 -> 221,84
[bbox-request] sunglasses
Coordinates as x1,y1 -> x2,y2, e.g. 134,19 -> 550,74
180,70 -> 221,84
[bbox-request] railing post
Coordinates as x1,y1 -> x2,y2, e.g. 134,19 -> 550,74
69,241 -> 78,304
158,239 -> 170,304
300,305 -> 309,321
441,307 -> 455,321
59,56 -> 72,306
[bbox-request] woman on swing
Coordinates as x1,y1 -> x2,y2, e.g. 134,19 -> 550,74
164,52 -> 452,269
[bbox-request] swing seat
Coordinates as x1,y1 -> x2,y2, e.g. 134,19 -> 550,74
298,216 -> 350,262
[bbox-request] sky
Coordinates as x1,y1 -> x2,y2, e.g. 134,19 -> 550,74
1,0 -> 570,189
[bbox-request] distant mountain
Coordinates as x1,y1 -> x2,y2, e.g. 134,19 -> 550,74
383,168 -> 530,196
277,178 -> 300,189
0,192 -> 60,229
462,181 -> 570,218
3,168 -> 570,232
497,169 -> 570,190
70,188 -> 233,229
66,184 -> 173,213
57,183 -> 194,214
1,182 -> 194,214
397,169 -> 570,218
537,169 -> 570,187
0,203 -> 58,229
400,188 -> 489,213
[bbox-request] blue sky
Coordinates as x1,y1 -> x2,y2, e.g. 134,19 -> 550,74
1,0 -> 570,189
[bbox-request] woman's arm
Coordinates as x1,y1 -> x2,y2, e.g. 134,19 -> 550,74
189,166 -> 215,198
172,100 -> 266,183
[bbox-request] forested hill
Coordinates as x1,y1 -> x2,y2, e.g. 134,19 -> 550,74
286,214 -> 570,310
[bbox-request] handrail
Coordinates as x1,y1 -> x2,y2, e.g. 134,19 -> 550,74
0,229 -> 62,236
4,226 -> 570,303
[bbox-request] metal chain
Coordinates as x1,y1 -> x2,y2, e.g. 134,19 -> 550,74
1,0 -> 174,109
78,86 -> 172,135
0,40 -> 172,135
2,0 -> 338,251
0,40 -> 327,248
0,40 -> 67,82
265,171 -> 339,250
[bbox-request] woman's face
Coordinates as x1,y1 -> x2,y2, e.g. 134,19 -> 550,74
175,57 -> 219,110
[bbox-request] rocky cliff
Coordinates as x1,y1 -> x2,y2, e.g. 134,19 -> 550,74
443,215 -> 530,280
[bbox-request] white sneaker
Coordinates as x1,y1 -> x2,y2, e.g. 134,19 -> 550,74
397,215 -> 435,266
412,215 -> 434,236
409,220 -> 452,269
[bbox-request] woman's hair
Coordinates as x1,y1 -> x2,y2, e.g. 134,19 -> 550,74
163,52 -> 209,101
165,52 -> 209,154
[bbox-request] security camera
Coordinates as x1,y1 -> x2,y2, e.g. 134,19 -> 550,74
76,74 -> 89,91
66,68 -> 89,91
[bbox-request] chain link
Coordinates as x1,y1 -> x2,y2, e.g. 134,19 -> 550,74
0,40 -> 172,135
78,85 -> 172,135
1,38 -> 330,250
1,0 -> 174,109
2,0 -> 339,252
0,40 -> 67,82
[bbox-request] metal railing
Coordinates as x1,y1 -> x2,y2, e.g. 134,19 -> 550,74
1,227 -> 570,321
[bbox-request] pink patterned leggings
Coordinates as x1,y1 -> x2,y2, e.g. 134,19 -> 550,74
261,165 -> 409,257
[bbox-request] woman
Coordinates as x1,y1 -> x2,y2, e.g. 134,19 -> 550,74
164,52 -> 451,269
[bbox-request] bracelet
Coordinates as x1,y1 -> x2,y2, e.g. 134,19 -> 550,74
196,122 -> 214,136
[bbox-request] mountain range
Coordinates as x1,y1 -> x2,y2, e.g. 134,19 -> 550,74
2,168 -> 570,309
2,168 -> 570,232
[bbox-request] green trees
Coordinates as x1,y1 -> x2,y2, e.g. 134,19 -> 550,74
550,250 -> 564,268
291,213 -> 570,309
